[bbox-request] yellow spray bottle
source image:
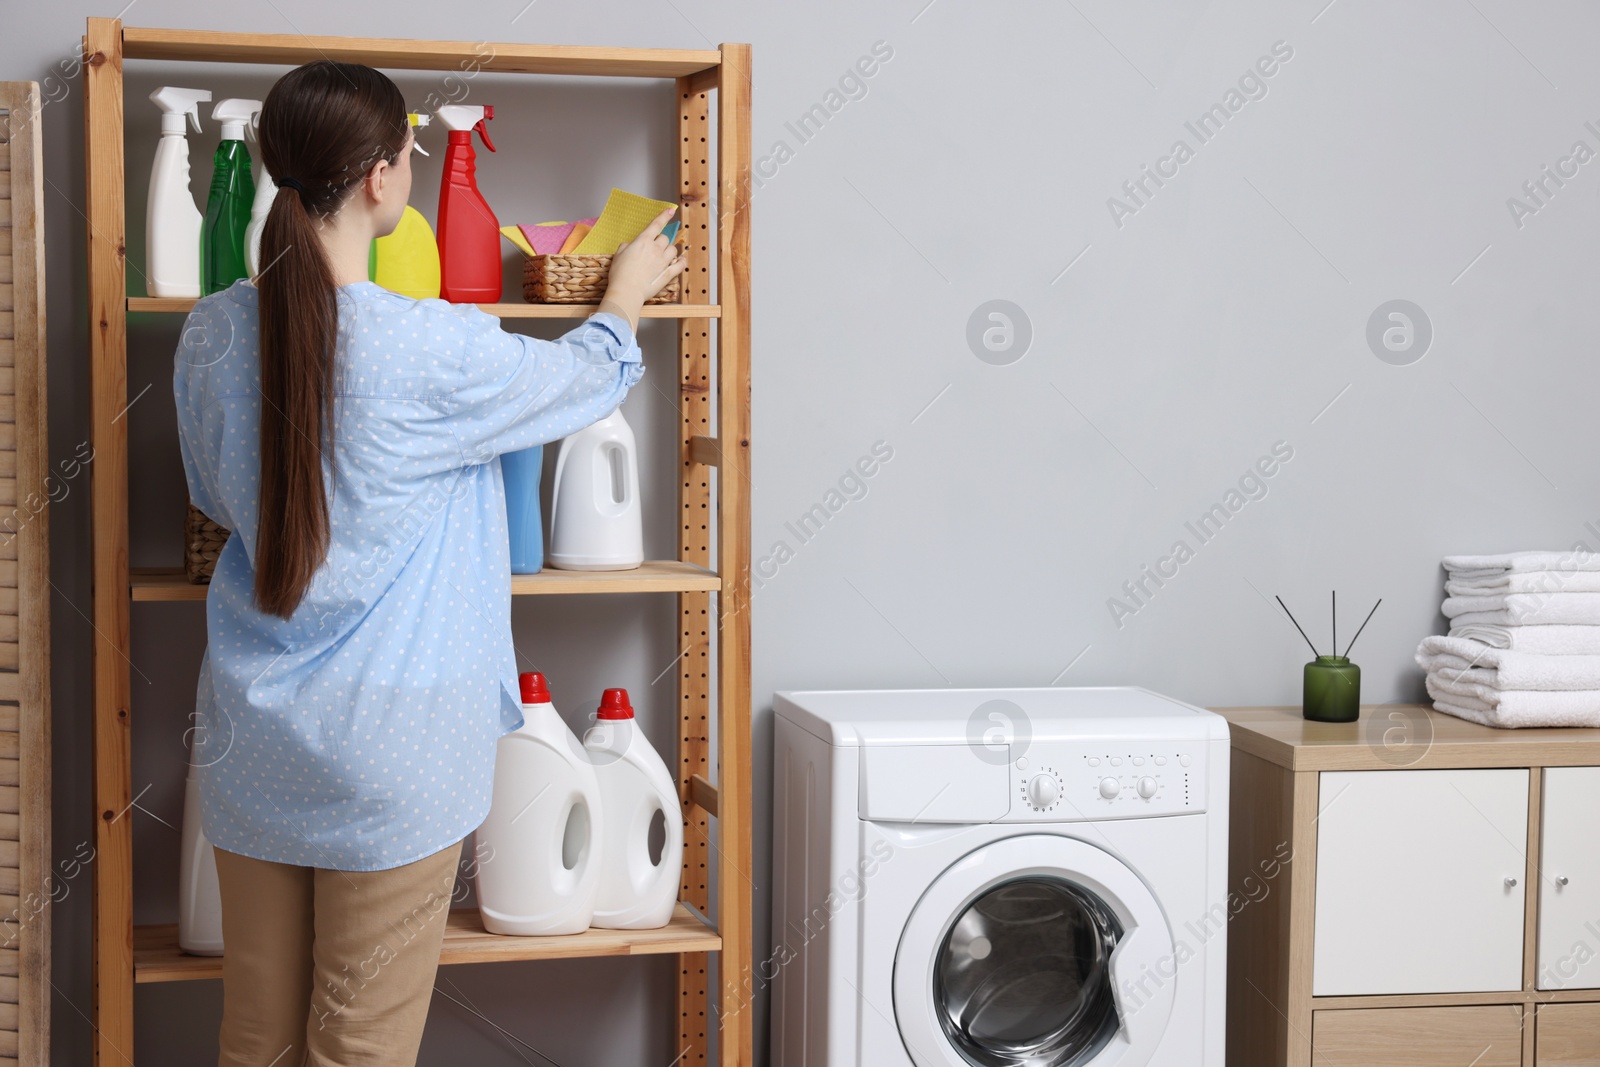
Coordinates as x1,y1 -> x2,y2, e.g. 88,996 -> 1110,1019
373,114 -> 442,299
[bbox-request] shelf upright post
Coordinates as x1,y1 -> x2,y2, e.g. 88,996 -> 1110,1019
674,66 -> 717,1067
713,41 -> 753,1067
83,16 -> 135,1067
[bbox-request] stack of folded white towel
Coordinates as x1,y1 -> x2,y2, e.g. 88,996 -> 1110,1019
1416,550 -> 1600,728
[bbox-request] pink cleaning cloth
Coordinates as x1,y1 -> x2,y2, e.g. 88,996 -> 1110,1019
520,217 -> 600,255
520,222 -> 575,254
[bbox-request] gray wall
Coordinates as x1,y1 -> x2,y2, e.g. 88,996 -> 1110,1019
15,0 -> 1600,1063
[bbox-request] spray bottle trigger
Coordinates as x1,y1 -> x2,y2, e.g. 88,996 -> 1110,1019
474,118 -> 497,153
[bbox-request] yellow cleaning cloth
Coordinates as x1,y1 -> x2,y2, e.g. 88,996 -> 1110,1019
558,222 -> 592,254
571,188 -> 677,254
499,225 -> 536,257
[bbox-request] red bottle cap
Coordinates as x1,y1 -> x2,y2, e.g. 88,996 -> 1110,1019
519,672 -> 551,705
596,688 -> 634,720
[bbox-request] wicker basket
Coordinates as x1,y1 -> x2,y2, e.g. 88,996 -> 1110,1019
184,502 -> 230,584
522,253 -> 681,305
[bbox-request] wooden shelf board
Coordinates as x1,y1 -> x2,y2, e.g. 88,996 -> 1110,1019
122,27 -> 721,78
128,296 -> 719,319
134,903 -> 719,983
131,561 -> 719,601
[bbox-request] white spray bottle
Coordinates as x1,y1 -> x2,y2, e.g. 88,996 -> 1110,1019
146,86 -> 211,298
243,105 -> 276,279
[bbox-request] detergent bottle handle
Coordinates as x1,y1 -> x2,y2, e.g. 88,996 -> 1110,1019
473,118 -> 496,152
641,795 -> 682,897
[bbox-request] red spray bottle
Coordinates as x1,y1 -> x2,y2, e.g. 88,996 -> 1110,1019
435,104 -> 500,302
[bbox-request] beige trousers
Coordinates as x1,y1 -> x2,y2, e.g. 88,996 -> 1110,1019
213,840 -> 462,1067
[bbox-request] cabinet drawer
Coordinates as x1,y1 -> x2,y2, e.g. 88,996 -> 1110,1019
1313,768 -> 1528,995
1313,1006 -> 1522,1066
1537,1003 -> 1600,1065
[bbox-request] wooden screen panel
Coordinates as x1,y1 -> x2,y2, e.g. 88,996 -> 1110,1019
675,74 -> 714,1067
0,81 -> 51,1067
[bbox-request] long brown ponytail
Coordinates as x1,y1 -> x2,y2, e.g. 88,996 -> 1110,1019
253,61 -> 406,618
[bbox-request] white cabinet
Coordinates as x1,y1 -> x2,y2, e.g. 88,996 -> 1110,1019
1538,767 -> 1600,991
1312,769 -> 1529,996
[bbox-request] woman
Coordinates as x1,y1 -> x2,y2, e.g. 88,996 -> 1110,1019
174,60 -> 685,1066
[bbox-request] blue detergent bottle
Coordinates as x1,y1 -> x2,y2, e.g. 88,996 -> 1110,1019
502,446 -> 544,573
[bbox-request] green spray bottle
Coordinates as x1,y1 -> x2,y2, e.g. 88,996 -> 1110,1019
201,98 -> 259,295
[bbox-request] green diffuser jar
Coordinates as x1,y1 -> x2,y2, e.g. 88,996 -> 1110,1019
1304,655 -> 1360,723
1279,592 -> 1381,725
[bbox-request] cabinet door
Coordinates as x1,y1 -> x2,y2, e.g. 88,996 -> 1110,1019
1314,1006 -> 1523,1067
1539,768 -> 1600,990
1313,769 -> 1528,996
1536,1003 -> 1600,1065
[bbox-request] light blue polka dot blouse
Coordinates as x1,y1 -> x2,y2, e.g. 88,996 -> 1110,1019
173,279 -> 643,872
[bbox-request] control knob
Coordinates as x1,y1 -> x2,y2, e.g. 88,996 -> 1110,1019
1137,776 -> 1159,799
1098,777 -> 1121,800
1027,774 -> 1059,809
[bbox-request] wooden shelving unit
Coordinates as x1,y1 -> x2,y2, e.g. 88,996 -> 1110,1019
84,18 -> 752,1067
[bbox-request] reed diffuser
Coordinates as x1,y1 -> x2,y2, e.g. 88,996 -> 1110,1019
1277,592 -> 1382,723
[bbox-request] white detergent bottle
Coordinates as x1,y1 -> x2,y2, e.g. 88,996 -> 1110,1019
243,106 -> 276,278
146,86 -> 211,298
547,409 -> 643,571
178,733 -> 224,955
584,688 -> 684,930
475,672 -> 605,935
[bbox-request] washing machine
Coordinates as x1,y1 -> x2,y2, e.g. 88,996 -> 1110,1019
768,687 -> 1229,1067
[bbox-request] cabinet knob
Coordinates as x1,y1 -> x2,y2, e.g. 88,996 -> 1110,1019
1557,875 -> 1570,886
1505,877 -> 1519,888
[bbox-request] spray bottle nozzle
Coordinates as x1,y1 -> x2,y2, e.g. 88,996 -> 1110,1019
150,86 -> 212,135
212,98 -> 263,142
434,104 -> 496,151
406,112 -> 431,156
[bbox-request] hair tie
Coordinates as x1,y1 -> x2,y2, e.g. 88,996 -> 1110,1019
278,176 -> 306,194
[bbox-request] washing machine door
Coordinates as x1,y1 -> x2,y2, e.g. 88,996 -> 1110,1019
893,834 -> 1175,1067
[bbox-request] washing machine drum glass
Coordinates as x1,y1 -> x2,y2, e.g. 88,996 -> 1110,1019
933,877 -> 1123,1067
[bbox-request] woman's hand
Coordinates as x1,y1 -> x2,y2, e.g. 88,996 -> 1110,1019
597,207 -> 688,334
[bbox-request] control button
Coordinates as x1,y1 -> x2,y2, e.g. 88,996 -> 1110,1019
1098,777 -> 1121,800
1154,756 -> 1167,766
1137,777 -> 1158,799
1028,774 -> 1060,809
1110,756 -> 1123,767
1087,757 -> 1100,767
1132,756 -> 1145,766
1179,754 -> 1192,768
1016,757 -> 1028,770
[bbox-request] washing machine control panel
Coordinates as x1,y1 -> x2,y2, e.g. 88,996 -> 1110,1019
1002,741 -> 1209,820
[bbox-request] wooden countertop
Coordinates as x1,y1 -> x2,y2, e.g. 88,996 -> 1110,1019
1212,705 -> 1600,772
